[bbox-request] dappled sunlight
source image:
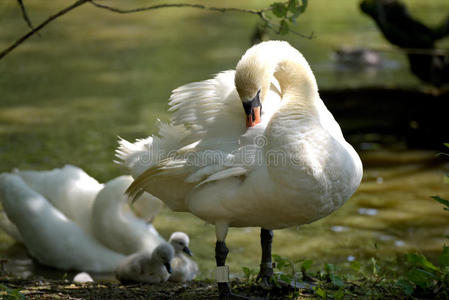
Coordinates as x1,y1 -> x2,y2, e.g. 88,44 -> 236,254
0,106 -> 67,125
1,0 -> 449,290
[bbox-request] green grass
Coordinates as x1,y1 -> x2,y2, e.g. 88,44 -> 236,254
0,0 -> 449,283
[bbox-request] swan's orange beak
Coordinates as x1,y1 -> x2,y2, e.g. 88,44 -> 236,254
246,107 -> 261,127
243,90 -> 262,128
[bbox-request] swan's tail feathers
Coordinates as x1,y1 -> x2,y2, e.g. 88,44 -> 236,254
125,166 -> 162,204
125,157 -> 188,204
115,136 -> 154,178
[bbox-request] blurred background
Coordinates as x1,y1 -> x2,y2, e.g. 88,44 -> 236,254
0,0 -> 448,281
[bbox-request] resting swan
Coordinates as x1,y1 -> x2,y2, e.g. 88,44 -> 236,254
118,41 -> 363,298
115,242 -> 174,284
168,232 -> 198,282
0,166 -> 166,272
0,172 -> 124,272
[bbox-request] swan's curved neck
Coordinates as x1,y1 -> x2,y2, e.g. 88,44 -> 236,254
274,58 -> 318,107
235,41 -> 319,109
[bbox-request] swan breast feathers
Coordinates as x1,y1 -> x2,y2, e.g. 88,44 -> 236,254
121,40 -> 363,230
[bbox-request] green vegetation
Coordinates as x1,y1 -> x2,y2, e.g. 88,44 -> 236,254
0,283 -> 25,300
269,0 -> 308,35
1,1 -> 449,298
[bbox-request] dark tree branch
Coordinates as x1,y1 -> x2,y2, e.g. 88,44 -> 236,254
88,0 -> 313,39
88,0 -> 268,16
16,0 -> 37,33
360,0 -> 449,86
0,0 -> 89,60
0,0 -> 313,60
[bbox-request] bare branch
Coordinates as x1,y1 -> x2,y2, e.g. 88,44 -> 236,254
0,0 -> 313,60
88,0 -> 268,16
88,0 -> 313,39
16,0 -> 37,33
0,0 -> 89,60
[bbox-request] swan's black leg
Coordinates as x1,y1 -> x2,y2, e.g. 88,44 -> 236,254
216,241 -> 254,300
216,241 -> 232,298
257,228 -> 274,289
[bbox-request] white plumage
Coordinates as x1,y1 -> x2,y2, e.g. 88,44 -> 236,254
168,232 -> 198,282
0,166 -> 162,267
118,42 -> 362,297
0,172 -> 124,272
0,165 -> 198,282
90,175 -> 165,255
115,242 -> 174,284
120,41 -> 362,231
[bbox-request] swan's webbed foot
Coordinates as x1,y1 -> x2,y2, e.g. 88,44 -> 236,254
256,262 -> 274,290
218,282 -> 254,300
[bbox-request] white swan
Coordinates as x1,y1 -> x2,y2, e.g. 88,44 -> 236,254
168,232 -> 198,282
0,166 -> 164,271
119,41 -> 363,298
0,165 -> 198,281
15,165 -> 163,233
115,242 -> 174,284
1,165 -> 164,255
15,165 -> 104,233
0,172 -> 125,272
90,175 -> 165,255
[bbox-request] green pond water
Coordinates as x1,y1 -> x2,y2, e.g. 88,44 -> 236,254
0,0 -> 448,280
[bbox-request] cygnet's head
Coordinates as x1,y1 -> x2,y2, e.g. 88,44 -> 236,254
153,243 -> 175,274
235,41 -> 291,128
168,232 -> 192,256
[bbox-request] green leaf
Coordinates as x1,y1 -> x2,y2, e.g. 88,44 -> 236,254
0,284 -> 25,300
270,2 -> 288,18
325,263 -> 335,274
406,253 -> 440,272
300,0 -> 308,12
280,273 -> 293,282
279,19 -> 290,35
431,196 -> 449,211
334,288 -> 345,300
332,275 -> 345,288
444,142 -> 449,148
350,260 -> 361,272
325,264 -> 344,287
314,286 -> 327,299
302,259 -> 313,271
273,254 -> 287,269
407,268 -> 436,289
439,246 -> 449,268
270,275 -> 280,287
242,266 -> 250,278
371,257 -> 380,275
287,0 -> 299,13
396,279 -> 415,296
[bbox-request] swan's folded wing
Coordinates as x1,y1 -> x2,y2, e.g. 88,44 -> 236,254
126,145 -> 257,201
197,167 -> 247,186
